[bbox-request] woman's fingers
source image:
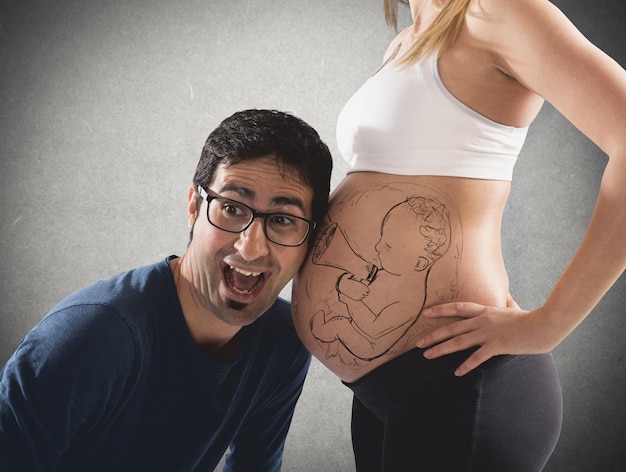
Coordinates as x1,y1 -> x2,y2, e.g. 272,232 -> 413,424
421,301 -> 488,319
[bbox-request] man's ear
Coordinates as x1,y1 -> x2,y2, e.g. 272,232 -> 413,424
187,185 -> 200,230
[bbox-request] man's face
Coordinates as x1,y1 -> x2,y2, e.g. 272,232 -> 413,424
186,156 -> 314,327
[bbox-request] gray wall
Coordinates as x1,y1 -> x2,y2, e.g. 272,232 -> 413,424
1,0 -> 624,470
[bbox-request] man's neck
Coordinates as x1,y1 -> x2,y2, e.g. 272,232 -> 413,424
169,256 -> 241,362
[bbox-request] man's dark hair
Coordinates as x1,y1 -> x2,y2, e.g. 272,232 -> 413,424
194,109 -> 333,227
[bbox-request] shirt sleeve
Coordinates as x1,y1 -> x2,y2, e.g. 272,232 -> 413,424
223,347 -> 311,471
0,303 -> 138,471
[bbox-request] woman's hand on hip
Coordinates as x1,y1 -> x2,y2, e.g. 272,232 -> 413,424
416,302 -> 563,376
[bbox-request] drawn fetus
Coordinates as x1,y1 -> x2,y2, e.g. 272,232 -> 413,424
310,196 -> 451,362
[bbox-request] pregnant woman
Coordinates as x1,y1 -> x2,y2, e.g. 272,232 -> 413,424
292,0 -> 626,470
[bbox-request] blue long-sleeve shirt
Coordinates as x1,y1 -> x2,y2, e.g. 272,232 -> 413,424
0,257 -> 311,471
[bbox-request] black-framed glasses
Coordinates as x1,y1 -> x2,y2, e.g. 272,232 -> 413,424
197,186 -> 316,247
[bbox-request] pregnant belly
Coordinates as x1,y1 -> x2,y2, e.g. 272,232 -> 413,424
292,174 -> 508,382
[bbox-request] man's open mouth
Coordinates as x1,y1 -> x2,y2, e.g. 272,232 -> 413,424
224,265 -> 267,295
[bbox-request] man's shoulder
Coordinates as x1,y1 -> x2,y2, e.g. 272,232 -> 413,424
40,258 -> 177,345
11,259 -> 177,381
54,258 -> 174,314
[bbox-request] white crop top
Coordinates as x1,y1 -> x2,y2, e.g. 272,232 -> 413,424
336,52 -> 529,181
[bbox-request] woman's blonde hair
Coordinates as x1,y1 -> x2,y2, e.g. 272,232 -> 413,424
384,0 -> 474,66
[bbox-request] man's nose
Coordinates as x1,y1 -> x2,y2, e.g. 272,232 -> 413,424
234,218 -> 270,261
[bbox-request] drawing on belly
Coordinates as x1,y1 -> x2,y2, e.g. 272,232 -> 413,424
309,192 -> 458,366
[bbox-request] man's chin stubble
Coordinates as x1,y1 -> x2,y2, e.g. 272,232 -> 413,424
226,299 -> 247,311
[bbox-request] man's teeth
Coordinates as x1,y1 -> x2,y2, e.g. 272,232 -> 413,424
229,265 -> 262,277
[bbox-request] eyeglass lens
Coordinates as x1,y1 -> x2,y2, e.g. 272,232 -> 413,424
207,196 -> 310,246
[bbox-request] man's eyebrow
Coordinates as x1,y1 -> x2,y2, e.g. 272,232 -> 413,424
220,183 -> 253,200
220,184 -> 306,213
271,195 -> 306,213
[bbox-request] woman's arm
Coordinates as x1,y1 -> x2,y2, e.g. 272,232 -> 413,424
417,0 -> 626,375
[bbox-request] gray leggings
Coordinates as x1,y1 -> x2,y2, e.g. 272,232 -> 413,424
346,349 -> 563,472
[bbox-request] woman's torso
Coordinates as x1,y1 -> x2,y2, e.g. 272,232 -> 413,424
293,173 -> 511,382
293,7 -> 545,382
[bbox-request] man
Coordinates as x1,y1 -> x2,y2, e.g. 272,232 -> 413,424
0,109 -> 333,471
